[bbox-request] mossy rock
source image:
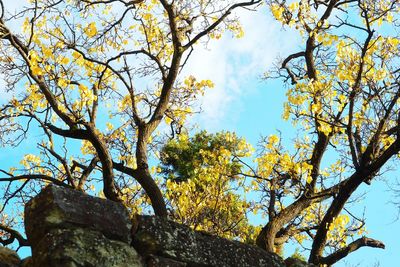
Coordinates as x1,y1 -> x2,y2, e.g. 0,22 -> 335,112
33,228 -> 143,267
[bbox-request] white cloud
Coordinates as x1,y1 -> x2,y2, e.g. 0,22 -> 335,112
0,1 -> 27,104
182,7 -> 293,130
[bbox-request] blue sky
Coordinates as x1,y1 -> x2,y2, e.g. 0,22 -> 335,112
0,1 -> 399,266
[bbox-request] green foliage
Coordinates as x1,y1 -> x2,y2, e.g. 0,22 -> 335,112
158,131 -> 258,242
290,249 -> 307,262
159,131 -> 246,183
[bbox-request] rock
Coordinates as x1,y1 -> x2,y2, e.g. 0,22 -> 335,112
146,255 -> 187,267
132,215 -> 285,267
285,257 -> 316,267
23,185 -> 298,267
32,228 -> 143,267
0,246 -> 20,267
24,185 -> 131,245
24,185 -> 143,267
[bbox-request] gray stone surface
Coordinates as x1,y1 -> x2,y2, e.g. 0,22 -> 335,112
146,255 -> 187,267
23,185 -> 315,267
24,185 -> 143,267
24,185 -> 131,245
285,257 -> 317,267
32,228 -> 143,267
132,215 -> 286,267
0,247 -> 20,267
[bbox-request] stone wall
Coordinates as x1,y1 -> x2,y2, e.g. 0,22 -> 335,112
0,185 -> 312,267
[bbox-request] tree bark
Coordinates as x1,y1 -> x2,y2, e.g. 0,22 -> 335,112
256,195 -> 316,252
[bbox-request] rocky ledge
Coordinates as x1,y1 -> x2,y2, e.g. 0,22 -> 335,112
0,185 -> 313,267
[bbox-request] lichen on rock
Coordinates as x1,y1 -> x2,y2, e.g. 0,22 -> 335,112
132,215 -> 286,267
32,228 -> 143,267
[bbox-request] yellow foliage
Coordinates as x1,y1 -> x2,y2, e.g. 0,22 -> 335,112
84,22 -> 98,38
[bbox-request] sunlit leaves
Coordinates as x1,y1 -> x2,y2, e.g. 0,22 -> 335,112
264,0 -> 400,261
20,154 -> 41,169
83,22 -> 98,38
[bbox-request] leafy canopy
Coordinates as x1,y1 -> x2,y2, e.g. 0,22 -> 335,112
159,131 -> 257,242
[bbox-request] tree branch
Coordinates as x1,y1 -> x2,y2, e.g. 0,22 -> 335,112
320,237 -> 385,266
0,224 -> 29,247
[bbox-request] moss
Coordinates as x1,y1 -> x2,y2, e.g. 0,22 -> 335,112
34,228 -> 143,267
45,207 -> 65,224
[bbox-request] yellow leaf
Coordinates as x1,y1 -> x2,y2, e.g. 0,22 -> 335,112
84,22 -> 98,38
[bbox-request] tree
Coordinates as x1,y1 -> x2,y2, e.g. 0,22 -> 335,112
0,0 -> 260,248
0,0 -> 398,265
253,0 -> 400,265
158,131 -> 258,242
